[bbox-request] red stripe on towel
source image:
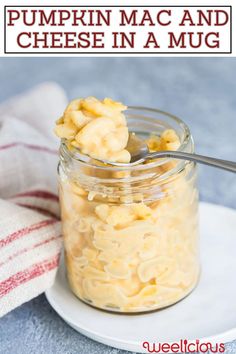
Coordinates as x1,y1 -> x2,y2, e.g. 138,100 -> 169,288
0,142 -> 57,155
13,190 -> 59,202
0,254 -> 60,297
0,219 -> 58,249
0,235 -> 62,268
16,203 -> 59,220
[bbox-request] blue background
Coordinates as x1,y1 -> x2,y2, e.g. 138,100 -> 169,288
0,58 -> 235,354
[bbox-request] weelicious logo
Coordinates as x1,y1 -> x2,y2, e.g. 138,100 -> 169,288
142,339 -> 225,353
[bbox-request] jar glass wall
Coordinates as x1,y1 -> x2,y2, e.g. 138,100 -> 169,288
58,107 -> 200,313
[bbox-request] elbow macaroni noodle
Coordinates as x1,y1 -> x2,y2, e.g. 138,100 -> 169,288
56,97 -> 199,312
55,97 -> 131,163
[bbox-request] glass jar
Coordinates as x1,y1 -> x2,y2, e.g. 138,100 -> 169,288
58,107 -> 200,313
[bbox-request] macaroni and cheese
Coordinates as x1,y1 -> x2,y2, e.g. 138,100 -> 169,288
56,97 -> 199,312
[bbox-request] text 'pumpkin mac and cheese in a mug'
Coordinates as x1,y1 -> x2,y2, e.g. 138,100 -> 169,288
55,97 -> 200,313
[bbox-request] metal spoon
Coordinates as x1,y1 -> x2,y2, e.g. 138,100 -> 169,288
102,133 -> 236,173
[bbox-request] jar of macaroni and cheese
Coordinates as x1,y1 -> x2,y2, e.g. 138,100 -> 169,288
58,107 -> 200,313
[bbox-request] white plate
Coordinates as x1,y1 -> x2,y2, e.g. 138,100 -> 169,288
45,202 -> 236,353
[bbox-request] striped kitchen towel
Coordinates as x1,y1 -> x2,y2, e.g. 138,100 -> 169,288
0,82 -> 67,317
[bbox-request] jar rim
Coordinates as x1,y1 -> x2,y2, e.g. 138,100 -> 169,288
60,106 -> 193,174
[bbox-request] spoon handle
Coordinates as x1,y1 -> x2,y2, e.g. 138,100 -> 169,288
147,151 -> 236,173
